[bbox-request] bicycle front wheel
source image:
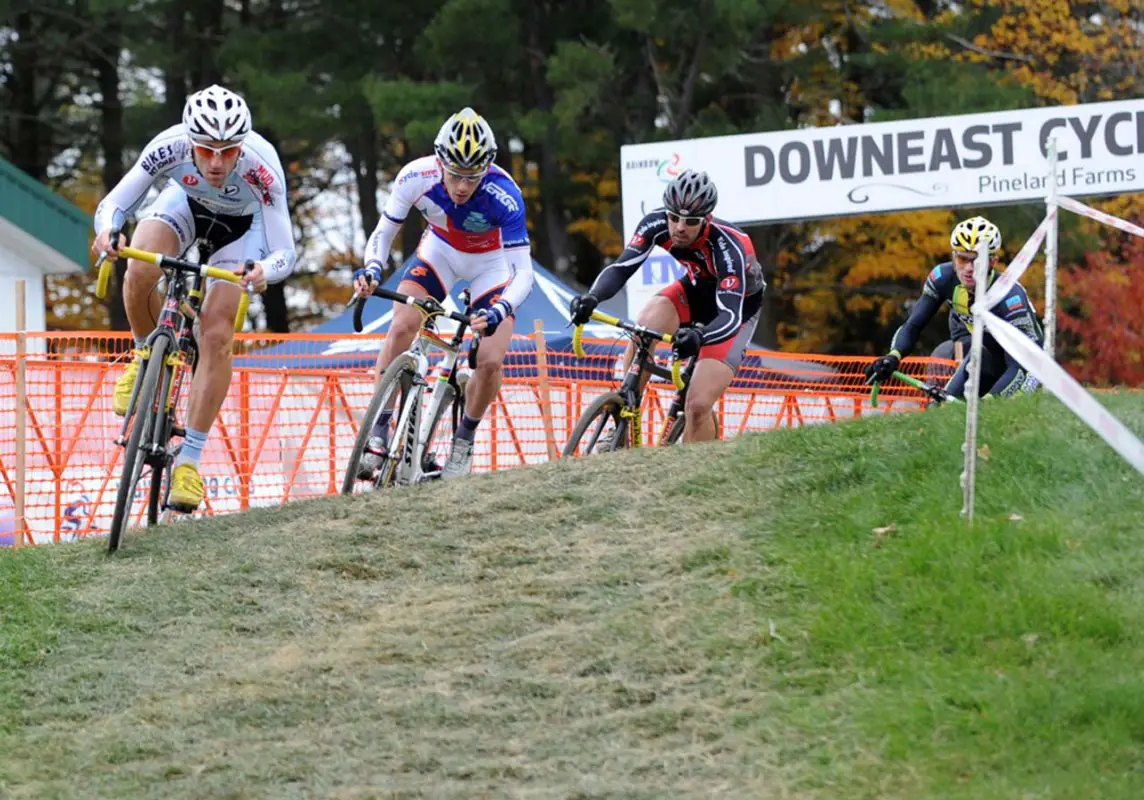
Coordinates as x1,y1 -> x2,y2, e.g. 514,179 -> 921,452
663,409 -> 720,445
562,392 -> 629,458
109,336 -> 169,553
342,353 -> 416,494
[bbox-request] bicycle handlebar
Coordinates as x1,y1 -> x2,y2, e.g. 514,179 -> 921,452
870,369 -> 963,407
350,285 -> 474,334
94,241 -> 251,332
572,309 -> 684,391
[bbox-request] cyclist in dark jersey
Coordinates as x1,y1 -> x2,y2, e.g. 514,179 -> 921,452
865,215 -> 1043,398
570,170 -> 766,442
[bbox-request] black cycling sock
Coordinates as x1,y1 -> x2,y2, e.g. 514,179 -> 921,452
456,412 -> 481,443
370,410 -> 393,443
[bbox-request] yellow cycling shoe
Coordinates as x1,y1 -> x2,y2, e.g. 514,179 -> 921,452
113,350 -> 144,417
167,462 -> 205,513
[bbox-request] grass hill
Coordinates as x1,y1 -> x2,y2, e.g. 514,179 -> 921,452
3,392 -> 1143,799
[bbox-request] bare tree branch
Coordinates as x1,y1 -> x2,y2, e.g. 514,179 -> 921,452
943,33 -> 1033,64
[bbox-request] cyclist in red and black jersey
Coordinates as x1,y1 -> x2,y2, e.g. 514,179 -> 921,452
570,170 -> 766,442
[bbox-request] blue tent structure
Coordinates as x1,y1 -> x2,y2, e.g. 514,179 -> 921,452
237,257 -> 631,377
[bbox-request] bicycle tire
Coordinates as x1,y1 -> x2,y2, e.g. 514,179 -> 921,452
664,414 -> 686,445
342,353 -> 416,494
147,461 -> 165,526
562,391 -> 629,458
109,336 -> 169,552
145,357 -> 183,526
663,409 -> 720,445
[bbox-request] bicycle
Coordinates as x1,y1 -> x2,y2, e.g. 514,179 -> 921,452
870,369 -> 964,408
94,237 -> 250,552
341,285 -> 479,493
561,309 -> 696,457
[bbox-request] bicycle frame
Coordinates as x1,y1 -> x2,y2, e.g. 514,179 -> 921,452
389,324 -> 470,485
572,310 -> 689,449
94,238 -> 252,534
610,336 -> 694,447
115,267 -> 201,449
347,284 -> 477,489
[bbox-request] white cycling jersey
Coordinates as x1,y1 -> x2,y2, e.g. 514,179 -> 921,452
364,155 -> 533,311
93,124 -> 296,283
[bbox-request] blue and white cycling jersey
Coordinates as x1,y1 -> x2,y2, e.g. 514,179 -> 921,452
364,155 -> 533,310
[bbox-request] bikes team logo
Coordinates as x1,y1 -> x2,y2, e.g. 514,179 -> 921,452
719,275 -> 741,291
242,165 -> 276,206
182,174 -> 199,187
462,211 -> 492,232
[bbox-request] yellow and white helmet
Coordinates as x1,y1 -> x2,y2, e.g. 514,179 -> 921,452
950,215 -> 1001,253
434,107 -> 497,172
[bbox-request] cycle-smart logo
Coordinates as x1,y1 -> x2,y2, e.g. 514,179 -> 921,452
625,152 -> 684,184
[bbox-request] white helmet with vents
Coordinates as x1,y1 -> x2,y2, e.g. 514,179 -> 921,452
182,85 -> 252,144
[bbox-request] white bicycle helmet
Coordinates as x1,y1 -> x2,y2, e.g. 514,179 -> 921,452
183,85 -> 252,144
434,107 -> 497,172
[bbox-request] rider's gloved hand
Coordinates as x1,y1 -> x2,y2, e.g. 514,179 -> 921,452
864,351 -> 901,385
671,326 -> 703,360
569,293 -> 598,326
353,264 -> 383,295
476,299 -> 513,336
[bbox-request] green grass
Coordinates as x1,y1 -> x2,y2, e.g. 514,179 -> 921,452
2,391 -> 1143,798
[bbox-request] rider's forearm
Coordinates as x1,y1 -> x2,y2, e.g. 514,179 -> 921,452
93,162 -> 155,233
588,260 -> 640,302
501,247 -> 534,310
261,249 -> 296,284
888,293 -> 941,357
364,215 -> 402,270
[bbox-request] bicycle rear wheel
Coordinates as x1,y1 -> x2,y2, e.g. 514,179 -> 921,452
342,353 -> 416,494
109,336 -> 169,552
420,372 -> 465,478
562,391 -> 629,458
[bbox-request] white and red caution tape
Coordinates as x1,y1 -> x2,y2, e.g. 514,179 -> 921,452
978,309 -> 1144,477
983,209 -> 1055,309
1057,195 -> 1144,239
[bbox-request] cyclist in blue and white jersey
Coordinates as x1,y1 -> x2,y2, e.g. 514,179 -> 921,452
352,107 -> 534,479
90,85 -> 296,512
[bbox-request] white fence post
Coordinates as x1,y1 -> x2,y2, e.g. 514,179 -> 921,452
960,245 -> 991,522
1043,137 -> 1059,357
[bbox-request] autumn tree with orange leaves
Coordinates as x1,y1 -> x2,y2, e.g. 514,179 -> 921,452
1057,220 -> 1144,386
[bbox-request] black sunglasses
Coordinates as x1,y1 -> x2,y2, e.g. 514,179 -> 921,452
667,211 -> 705,226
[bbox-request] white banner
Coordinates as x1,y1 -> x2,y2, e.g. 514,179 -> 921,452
980,309 -> 1144,477
620,98 -> 1144,318
621,98 -> 1144,236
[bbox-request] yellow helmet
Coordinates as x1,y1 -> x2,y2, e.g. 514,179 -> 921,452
950,215 -> 1001,253
434,107 -> 497,172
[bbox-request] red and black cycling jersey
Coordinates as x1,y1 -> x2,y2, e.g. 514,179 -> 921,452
588,209 -> 766,345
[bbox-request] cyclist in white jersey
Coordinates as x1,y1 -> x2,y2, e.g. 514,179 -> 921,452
352,107 -> 534,479
90,85 -> 296,512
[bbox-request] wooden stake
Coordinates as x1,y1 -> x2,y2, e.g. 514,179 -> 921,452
533,319 -> 558,461
15,279 -> 27,547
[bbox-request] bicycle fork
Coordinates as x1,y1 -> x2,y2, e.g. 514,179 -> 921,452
620,404 -> 642,448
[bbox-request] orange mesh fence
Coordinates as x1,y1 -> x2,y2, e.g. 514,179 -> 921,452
0,331 -> 955,545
